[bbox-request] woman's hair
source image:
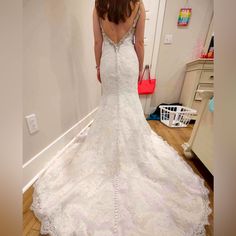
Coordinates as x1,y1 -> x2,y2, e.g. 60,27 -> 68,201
95,0 -> 140,24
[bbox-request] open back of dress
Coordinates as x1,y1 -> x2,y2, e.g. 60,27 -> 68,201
99,1 -> 141,46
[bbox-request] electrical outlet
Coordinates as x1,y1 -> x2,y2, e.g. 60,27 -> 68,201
25,114 -> 39,134
164,34 -> 173,44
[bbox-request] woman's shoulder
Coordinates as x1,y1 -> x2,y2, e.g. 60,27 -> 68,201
130,0 -> 143,9
130,0 -> 143,15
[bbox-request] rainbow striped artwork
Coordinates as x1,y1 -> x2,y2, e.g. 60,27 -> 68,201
177,8 -> 192,26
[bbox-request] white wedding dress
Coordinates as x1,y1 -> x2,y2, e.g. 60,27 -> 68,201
30,5 -> 211,236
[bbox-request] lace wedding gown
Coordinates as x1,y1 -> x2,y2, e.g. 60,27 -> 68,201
30,5 -> 211,236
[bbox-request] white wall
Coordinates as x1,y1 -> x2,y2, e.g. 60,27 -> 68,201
23,0 -> 101,164
151,0 -> 213,107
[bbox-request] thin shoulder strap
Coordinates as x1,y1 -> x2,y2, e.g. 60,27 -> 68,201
133,1 -> 142,27
97,15 -> 104,33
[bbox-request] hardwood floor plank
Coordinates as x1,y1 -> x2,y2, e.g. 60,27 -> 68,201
23,212 -> 37,236
26,229 -> 40,236
32,219 -> 41,231
23,195 -> 33,214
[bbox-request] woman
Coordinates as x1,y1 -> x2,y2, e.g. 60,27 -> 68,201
31,1 -> 211,235
93,0 -> 145,83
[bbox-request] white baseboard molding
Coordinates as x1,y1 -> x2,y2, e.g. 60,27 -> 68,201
22,107 -> 98,193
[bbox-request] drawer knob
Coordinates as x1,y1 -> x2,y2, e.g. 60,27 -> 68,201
209,75 -> 214,80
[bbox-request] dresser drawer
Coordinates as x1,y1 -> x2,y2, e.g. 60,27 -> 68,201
191,100 -> 201,118
194,83 -> 214,101
199,71 -> 214,83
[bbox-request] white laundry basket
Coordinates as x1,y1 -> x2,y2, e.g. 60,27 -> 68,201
159,105 -> 197,128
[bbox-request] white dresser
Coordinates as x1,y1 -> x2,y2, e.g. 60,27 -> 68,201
180,59 -> 214,117
180,59 -> 214,174
192,96 -> 213,174
182,90 -> 214,175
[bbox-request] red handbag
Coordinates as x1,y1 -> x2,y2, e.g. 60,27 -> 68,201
138,65 -> 156,95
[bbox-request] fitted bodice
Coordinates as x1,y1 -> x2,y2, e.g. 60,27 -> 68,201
98,3 -> 142,96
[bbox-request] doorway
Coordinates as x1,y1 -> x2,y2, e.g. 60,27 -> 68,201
139,0 -> 166,114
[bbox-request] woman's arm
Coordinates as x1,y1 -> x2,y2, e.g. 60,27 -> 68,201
92,7 -> 103,68
134,2 -> 146,79
92,6 -> 103,82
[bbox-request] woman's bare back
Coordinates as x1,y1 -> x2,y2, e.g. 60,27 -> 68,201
99,1 -> 141,44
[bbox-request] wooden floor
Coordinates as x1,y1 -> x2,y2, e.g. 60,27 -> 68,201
23,120 -> 213,236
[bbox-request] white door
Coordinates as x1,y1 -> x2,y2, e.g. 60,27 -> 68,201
139,0 -> 166,114
143,0 -> 160,67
